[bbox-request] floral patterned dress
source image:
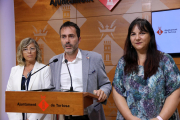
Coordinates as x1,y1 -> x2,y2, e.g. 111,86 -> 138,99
112,53 -> 180,120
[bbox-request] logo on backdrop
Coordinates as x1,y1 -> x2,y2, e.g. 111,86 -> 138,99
93,20 -> 123,116
157,27 -> 177,35
33,25 -> 48,41
93,20 -> 123,73
38,96 -> 49,111
157,27 -> 163,35
99,0 -> 119,11
98,19 -> 117,39
32,25 -> 56,64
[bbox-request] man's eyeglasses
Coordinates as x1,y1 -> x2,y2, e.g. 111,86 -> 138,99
23,47 -> 36,53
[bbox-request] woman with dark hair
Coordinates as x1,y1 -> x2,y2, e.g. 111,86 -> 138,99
112,18 -> 180,120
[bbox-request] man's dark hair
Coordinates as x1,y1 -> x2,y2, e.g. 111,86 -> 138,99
59,21 -> 80,39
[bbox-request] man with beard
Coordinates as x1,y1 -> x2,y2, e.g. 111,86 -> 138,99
49,21 -> 112,120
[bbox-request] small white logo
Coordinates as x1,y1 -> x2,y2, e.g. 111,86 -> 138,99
98,19 -> 117,39
33,25 -> 48,41
107,0 -> 114,5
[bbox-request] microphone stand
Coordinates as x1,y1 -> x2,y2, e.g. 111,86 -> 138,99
23,58 -> 58,120
65,59 -> 73,92
24,72 -> 31,120
31,59 -> 58,76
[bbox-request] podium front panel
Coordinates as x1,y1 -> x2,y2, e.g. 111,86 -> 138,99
5,91 -> 85,115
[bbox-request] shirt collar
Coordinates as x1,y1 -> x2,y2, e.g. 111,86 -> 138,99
62,49 -> 82,63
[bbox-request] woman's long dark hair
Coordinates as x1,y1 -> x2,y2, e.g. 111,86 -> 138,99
124,18 -> 161,79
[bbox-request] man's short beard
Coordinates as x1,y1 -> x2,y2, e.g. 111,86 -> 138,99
65,47 -> 78,55
62,41 -> 79,55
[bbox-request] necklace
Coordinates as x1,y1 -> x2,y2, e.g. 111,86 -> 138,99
24,66 -> 33,76
24,67 -> 31,73
24,67 -> 33,79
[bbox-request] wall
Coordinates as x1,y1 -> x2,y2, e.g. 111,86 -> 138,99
0,0 -> 16,119
0,1 -> 2,117
14,0 -> 180,119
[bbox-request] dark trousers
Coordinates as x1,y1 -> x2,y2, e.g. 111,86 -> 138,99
65,115 -> 89,120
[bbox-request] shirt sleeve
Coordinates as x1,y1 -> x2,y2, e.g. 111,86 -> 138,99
163,54 -> 180,97
112,57 -> 126,97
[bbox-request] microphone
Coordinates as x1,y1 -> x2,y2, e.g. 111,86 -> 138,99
31,58 -> 58,76
65,59 -> 73,92
25,58 -> 58,91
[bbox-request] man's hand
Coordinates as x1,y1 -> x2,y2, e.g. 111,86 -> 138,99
93,89 -> 107,102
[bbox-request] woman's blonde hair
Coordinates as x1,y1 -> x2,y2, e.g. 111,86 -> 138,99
17,38 -> 42,66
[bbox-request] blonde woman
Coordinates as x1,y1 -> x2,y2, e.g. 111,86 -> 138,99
6,38 -> 51,120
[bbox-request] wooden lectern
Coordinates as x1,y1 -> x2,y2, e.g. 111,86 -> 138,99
5,91 -> 98,115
